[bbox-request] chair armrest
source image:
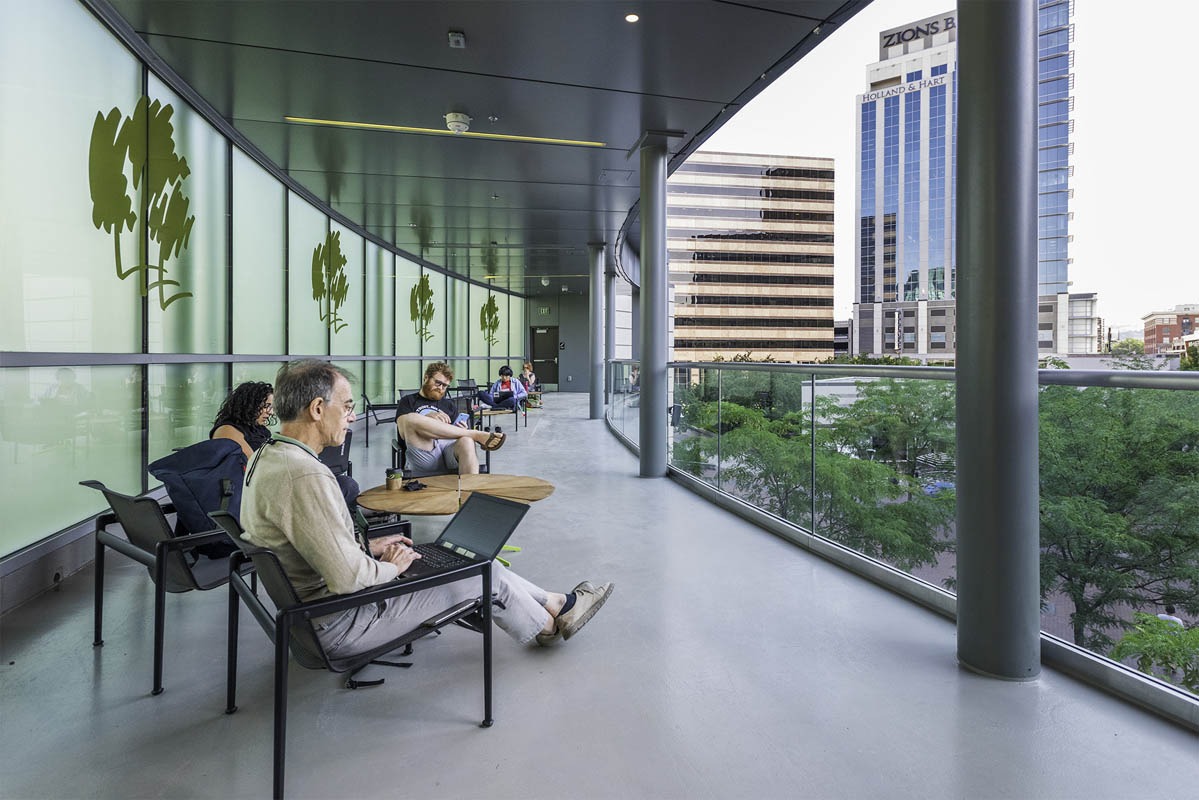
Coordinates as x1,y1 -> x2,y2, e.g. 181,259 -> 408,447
285,561 -> 490,620
156,528 -> 235,553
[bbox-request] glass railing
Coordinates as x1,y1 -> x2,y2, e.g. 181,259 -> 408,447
608,361 -> 1199,701
667,364 -> 956,578
607,360 -> 640,447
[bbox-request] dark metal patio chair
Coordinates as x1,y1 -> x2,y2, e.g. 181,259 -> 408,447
210,510 -> 493,800
80,479 -> 251,695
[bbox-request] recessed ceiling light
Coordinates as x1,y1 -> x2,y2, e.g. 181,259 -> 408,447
540,277 -> 550,287
408,222 -> 417,228
625,13 -> 639,23
490,194 -> 500,201
488,114 -> 499,123
284,116 -> 607,148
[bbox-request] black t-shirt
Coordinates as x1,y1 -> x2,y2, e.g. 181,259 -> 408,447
396,391 -> 456,418
209,419 -> 272,451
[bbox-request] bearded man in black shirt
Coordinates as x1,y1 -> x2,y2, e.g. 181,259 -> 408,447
395,362 -> 505,476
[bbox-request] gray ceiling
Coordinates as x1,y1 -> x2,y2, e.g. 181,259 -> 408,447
100,0 -> 871,296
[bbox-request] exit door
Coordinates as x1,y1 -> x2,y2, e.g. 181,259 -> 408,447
530,326 -> 559,385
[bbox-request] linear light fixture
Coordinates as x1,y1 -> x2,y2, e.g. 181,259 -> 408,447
284,116 -> 607,148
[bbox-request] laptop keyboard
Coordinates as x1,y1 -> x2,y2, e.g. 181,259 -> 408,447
413,544 -> 467,569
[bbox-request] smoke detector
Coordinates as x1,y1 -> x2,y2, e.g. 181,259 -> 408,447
444,112 -> 471,134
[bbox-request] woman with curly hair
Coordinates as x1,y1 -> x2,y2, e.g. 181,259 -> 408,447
210,381 -> 274,458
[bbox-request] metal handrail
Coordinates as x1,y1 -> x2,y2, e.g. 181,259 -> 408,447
662,361 -> 1199,391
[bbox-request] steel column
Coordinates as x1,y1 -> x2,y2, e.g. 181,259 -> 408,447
588,243 -> 605,419
955,0 -> 1041,680
605,264 -> 616,402
638,138 -> 671,476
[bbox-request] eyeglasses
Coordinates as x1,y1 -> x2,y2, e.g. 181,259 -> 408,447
431,378 -> 451,389
340,400 -> 355,416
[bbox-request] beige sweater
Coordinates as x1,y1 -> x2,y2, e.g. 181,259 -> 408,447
241,435 -> 398,602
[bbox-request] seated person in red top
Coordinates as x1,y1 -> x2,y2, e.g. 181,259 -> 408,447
395,362 -> 505,476
478,365 -> 528,411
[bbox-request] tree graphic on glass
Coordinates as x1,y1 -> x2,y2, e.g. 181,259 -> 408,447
480,294 -> 500,347
312,230 -> 350,332
88,96 -> 195,309
410,273 -> 435,341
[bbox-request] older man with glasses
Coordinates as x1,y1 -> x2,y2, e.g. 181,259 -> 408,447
395,362 -> 505,476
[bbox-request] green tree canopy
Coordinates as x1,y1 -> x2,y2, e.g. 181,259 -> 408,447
1111,613 -> 1199,693
1039,385 -> 1199,649
1110,338 -> 1144,356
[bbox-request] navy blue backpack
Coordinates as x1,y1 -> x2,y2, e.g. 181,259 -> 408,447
148,438 -> 248,558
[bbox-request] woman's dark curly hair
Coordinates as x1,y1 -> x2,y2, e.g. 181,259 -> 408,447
213,381 -> 274,428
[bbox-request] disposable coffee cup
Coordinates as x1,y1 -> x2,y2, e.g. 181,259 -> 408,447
385,469 -> 402,490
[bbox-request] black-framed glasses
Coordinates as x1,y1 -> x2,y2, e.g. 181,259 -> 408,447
431,378 -> 450,389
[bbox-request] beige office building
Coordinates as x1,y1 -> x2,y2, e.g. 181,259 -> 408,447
668,151 -> 835,363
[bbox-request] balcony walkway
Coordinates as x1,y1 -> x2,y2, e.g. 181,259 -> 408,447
2,393 -> 1197,798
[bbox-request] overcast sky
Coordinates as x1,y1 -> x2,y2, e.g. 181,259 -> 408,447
702,0 -> 1196,332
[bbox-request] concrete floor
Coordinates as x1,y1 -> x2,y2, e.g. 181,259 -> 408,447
2,393 -> 1197,799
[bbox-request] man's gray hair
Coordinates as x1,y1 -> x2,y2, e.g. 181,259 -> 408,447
273,360 -> 354,422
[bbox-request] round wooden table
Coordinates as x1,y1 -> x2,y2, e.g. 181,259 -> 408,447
357,473 -> 555,516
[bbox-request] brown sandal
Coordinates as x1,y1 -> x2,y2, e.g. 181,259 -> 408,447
481,431 -> 506,451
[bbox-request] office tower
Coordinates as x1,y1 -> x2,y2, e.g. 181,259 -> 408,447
853,2 -> 1081,357
668,151 -> 835,363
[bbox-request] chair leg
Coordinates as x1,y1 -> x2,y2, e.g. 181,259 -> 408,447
481,565 -> 494,728
93,537 -> 105,647
274,615 -> 290,800
225,579 -> 240,714
152,552 -> 167,696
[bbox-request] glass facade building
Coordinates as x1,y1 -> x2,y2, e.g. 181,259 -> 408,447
853,2 -> 1078,356
668,152 -> 835,363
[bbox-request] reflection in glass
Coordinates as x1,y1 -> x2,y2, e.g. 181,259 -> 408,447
0,366 -> 144,553
147,363 -> 227,462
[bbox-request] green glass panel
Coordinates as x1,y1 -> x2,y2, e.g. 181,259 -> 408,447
232,149 -> 285,353
288,194 -> 329,355
395,257 -> 424,359
146,76 -> 228,354
512,298 -> 528,361
147,363 -> 228,462
470,283 -> 489,357
0,366 -> 144,556
0,0 -> 142,352
396,360 -> 422,394
446,277 -> 469,359
364,243 -> 393,357
421,269 -> 446,359
364,242 -> 395,403
494,293 -> 509,361
232,361 -> 283,389
329,222 -> 364,356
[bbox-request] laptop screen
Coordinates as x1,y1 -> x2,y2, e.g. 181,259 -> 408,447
436,492 -> 529,560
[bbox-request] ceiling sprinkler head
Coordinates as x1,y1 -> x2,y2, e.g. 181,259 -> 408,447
444,112 -> 471,134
